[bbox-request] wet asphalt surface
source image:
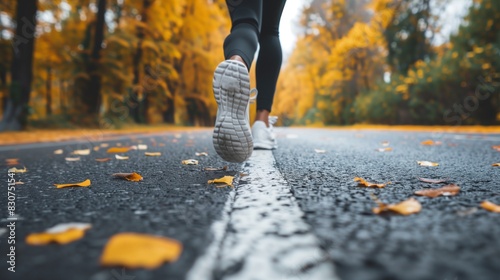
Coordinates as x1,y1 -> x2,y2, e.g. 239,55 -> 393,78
0,128 -> 500,280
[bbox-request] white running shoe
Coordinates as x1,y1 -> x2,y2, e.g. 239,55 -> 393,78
212,60 -> 255,163
252,116 -> 278,150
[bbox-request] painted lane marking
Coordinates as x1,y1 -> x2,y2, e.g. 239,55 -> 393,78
187,150 -> 339,280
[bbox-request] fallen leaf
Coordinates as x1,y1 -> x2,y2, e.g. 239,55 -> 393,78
15,181 -> 24,185
26,223 -> 92,245
115,155 -> 129,160
107,147 -> 131,153
414,184 -> 460,198
138,144 -> 148,150
72,149 -> 91,156
204,166 -> 228,171
417,161 -> 439,167
100,233 -> 182,268
5,158 -> 20,166
8,167 -> 27,173
492,145 -> 500,152
314,149 -> 326,154
354,177 -> 390,188
100,143 -> 109,148
112,172 -> 143,182
381,141 -> 390,147
492,163 -> 500,167
95,158 -> 111,162
195,152 -> 208,157
54,149 -> 64,155
419,178 -> 447,184
158,143 -> 166,147
65,157 -> 81,162
208,176 -> 234,187
373,197 -> 422,215
182,159 -> 198,165
480,201 -> 500,213
54,179 -> 91,189
421,140 -> 442,146
145,152 -> 161,157
376,147 -> 393,152
93,146 -> 100,151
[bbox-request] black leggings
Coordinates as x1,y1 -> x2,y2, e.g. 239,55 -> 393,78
224,0 -> 287,112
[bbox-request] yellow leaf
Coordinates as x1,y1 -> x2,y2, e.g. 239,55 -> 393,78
112,172 -> 143,182
373,198 -> 422,215
354,177 -> 390,188
417,161 -> 439,167
492,163 -> 500,167
420,140 -> 442,146
145,152 -> 162,157
100,233 -> 182,269
54,179 -> 91,189
208,176 -> 234,187
8,167 -> 27,173
93,146 -> 100,151
481,201 -> 500,213
414,184 -> 460,198
65,157 -> 81,162
182,159 -> 199,165
54,149 -> 64,155
107,147 -> 131,153
72,149 -> 91,155
26,223 -> 91,245
115,155 -> 129,160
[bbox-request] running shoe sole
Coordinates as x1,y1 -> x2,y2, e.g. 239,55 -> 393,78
212,60 -> 253,163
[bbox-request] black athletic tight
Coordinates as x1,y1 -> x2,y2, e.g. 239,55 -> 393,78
223,0 -> 287,112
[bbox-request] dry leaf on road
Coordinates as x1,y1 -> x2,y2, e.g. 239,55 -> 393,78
5,158 -> 20,166
72,149 -> 90,155
107,147 -> 131,153
8,167 -> 27,173
100,233 -> 182,269
417,161 -> 439,167
195,152 -> 208,156
115,155 -> 129,160
314,149 -> 326,154
492,163 -> 500,167
204,166 -> 228,171
112,172 -> 143,182
480,201 -> 500,213
414,184 -> 460,198
65,157 -> 81,162
95,158 -> 111,162
421,140 -> 442,146
208,176 -> 234,187
354,177 -> 390,188
376,147 -> 393,152
54,179 -> 91,189
419,178 -> 447,184
145,152 -> 162,157
26,223 -> 91,245
373,197 -> 422,215
54,149 -> 63,155
182,159 -> 198,165
492,145 -> 500,152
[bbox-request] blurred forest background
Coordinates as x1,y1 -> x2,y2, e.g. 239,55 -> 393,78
0,0 -> 499,131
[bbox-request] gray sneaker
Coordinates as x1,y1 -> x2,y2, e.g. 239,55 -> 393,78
212,60 -> 255,162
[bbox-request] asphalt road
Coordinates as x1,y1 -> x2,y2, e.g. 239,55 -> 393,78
1,128 -> 499,280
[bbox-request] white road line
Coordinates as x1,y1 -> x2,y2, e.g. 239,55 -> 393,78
187,150 -> 339,280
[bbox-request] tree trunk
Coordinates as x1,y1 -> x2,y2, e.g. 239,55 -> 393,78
46,66 -> 52,116
0,0 -> 37,131
84,0 -> 106,120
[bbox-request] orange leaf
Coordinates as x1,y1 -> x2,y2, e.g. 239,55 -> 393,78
54,179 -> 91,189
480,201 -> 500,213
421,140 -> 442,146
107,147 -> 131,153
414,184 -> 460,198
492,145 -> 500,152
145,152 -> 162,157
492,163 -> 500,167
112,172 -> 143,182
419,178 -> 447,184
26,223 -> 91,245
6,158 -> 20,165
354,177 -> 390,188
100,233 -> 182,268
373,198 -> 422,215
376,147 -> 393,152
95,158 -> 111,162
208,176 -> 234,187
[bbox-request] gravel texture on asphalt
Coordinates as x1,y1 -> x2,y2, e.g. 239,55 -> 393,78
273,129 -> 500,280
0,131 -> 237,280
